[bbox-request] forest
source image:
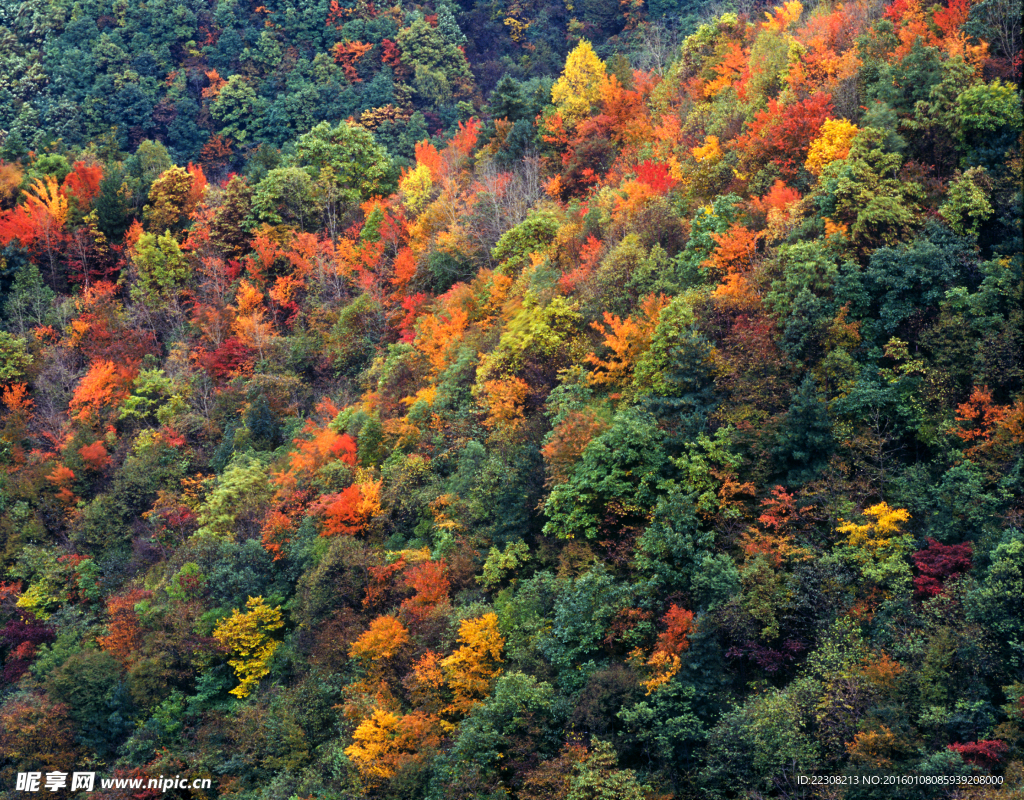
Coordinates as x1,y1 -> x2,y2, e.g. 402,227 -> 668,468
0,0 -> 1021,796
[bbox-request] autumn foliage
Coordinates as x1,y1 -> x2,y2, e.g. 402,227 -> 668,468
0,0 -> 1019,793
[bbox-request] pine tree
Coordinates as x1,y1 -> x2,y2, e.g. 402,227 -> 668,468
244,393 -> 281,451
773,373 -> 833,484
490,74 -> 526,121
436,1 -> 467,48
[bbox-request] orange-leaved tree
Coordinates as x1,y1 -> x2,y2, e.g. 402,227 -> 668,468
78,440 -> 111,472
344,707 -> 442,782
400,561 -> 451,621
705,223 -> 761,300
332,40 -> 374,81
350,614 -> 411,664
415,306 -> 469,378
637,604 -> 695,693
479,376 -> 530,435
586,293 -> 670,389
314,480 -> 381,537
98,588 -> 153,668
272,399 -> 354,498
61,161 -> 104,208
69,360 -> 136,424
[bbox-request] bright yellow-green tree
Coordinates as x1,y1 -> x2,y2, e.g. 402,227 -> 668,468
551,40 -> 606,125
213,595 -> 285,698
130,230 -> 190,310
399,162 -> 434,215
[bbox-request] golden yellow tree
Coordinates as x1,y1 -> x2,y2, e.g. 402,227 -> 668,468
692,135 -> 724,164
551,40 -> 607,125
349,615 -> 410,663
440,613 -> 504,723
838,502 -> 910,551
346,708 -> 403,779
479,376 -> 530,435
399,162 -> 434,215
805,119 -> 859,176
762,0 -> 803,33
837,503 -> 913,595
231,279 -> 276,356
345,708 -> 442,781
213,596 -> 285,698
24,176 -> 68,229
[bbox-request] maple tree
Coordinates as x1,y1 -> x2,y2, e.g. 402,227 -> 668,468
951,385 -> 1013,456
401,560 -> 451,620
69,360 -> 136,424
1,609 -> 55,683
0,176 -> 69,279
315,480 -> 381,537
272,404 -> 355,498
61,161 -> 104,208
737,93 -> 835,178
912,538 -> 973,598
586,294 -> 670,389
332,40 -> 374,82
414,306 -> 470,377
703,41 -> 748,99
947,740 -> 1009,768
97,589 -> 153,668
704,223 -> 760,299
77,440 -> 111,472
542,408 -> 610,488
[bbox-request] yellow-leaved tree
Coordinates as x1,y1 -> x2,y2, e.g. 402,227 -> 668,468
346,708 -> 404,780
440,612 -> 504,723
25,176 -> 68,229
398,162 -> 434,216
213,595 -> 285,698
837,503 -> 913,595
349,615 -> 410,664
345,707 -> 442,782
805,119 -> 859,176
551,40 -> 606,125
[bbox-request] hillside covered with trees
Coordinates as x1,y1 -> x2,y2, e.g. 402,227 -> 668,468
0,0 -> 1021,797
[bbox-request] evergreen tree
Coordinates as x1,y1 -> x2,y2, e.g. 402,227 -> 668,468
773,373 -> 833,484
489,74 -> 526,121
245,394 -> 281,451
